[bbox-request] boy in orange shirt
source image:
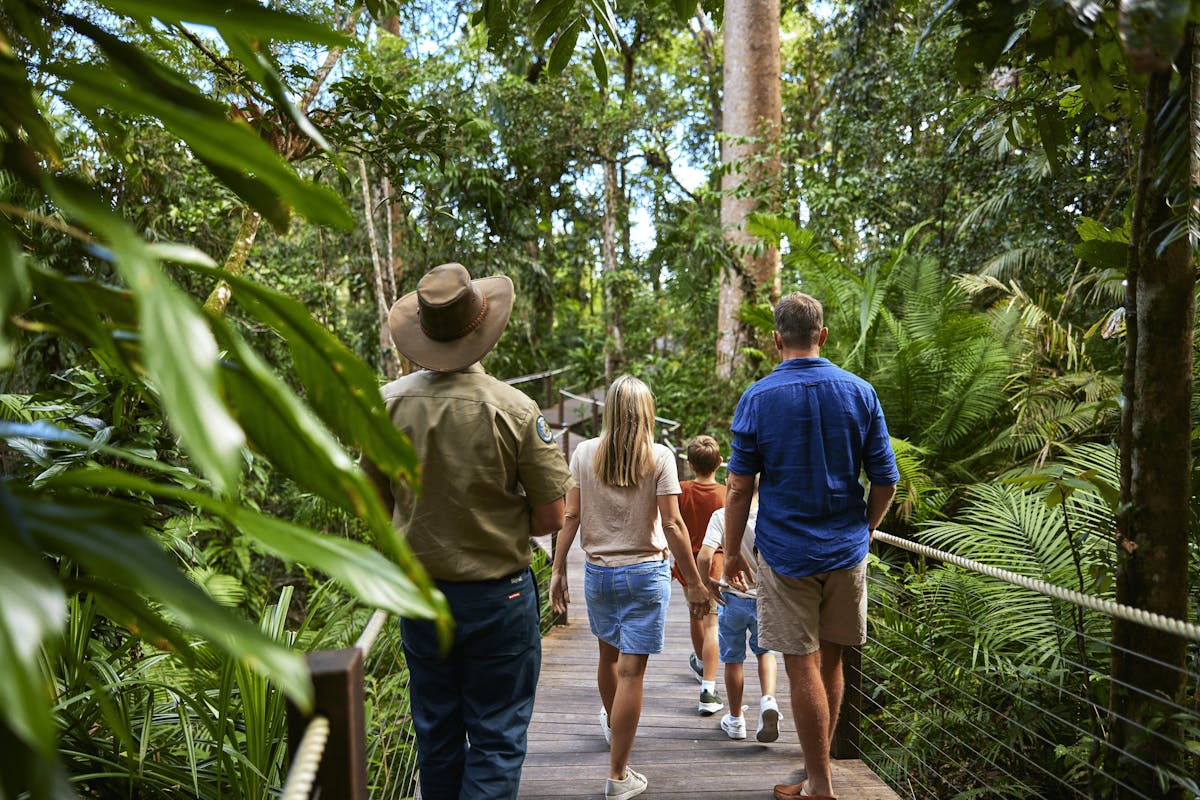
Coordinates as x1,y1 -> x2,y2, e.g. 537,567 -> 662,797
675,435 -> 726,715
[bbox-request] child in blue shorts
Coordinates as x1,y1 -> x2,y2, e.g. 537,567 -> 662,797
697,502 -> 783,742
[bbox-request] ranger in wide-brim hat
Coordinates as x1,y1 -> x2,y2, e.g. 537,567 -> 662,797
388,262 -> 514,371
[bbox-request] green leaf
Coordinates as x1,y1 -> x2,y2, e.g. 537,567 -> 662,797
47,468 -> 445,621
547,17 -> 583,77
0,54 -> 61,162
26,266 -> 140,377
17,489 -> 313,710
533,0 -> 577,51
1033,105 -> 1065,176
59,65 -> 352,230
48,180 -> 246,494
98,0 -> 349,45
0,521 -> 65,756
173,263 -> 417,486
211,320 -> 368,511
220,31 -> 332,153
0,220 -> 32,369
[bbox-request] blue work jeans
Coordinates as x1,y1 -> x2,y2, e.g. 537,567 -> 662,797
400,568 -> 541,800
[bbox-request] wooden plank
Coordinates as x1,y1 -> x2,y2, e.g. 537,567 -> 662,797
518,540 -> 903,799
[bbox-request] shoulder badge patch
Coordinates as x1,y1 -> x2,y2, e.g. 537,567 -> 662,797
535,415 -> 554,444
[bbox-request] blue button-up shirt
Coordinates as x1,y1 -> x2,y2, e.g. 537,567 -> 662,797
727,358 -> 899,578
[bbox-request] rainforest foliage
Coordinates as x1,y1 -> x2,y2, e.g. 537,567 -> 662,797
1,0 -> 1198,798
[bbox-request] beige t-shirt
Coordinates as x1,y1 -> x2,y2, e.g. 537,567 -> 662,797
570,438 -> 681,567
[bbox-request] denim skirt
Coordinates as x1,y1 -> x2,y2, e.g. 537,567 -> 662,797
584,559 -> 671,655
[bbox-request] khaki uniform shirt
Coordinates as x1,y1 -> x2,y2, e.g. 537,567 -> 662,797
365,363 -> 574,581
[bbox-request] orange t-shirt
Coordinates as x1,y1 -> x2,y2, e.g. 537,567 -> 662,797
675,480 -> 726,584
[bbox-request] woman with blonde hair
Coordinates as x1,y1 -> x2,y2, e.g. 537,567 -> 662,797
551,375 -> 711,800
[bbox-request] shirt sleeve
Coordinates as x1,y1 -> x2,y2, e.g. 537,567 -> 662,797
862,392 -> 900,486
726,390 -> 762,476
517,409 -> 575,505
655,445 -> 682,496
701,508 -> 724,551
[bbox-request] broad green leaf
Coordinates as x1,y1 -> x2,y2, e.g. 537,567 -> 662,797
98,0 -> 349,45
216,353 -> 368,515
47,468 -> 446,623
18,489 -> 313,710
0,220 -> 31,369
59,65 -> 353,230
547,17 -> 583,77
176,264 -> 417,485
532,0 -> 577,51
49,180 -> 245,494
0,523 -> 65,756
26,266 -> 140,378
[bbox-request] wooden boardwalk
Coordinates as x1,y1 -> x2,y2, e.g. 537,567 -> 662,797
521,543 -> 902,799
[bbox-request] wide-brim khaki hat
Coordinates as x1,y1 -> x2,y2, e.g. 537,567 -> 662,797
387,262 -> 514,372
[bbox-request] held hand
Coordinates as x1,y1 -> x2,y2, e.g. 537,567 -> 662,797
723,551 -> 749,594
705,574 -> 727,608
550,571 -> 569,616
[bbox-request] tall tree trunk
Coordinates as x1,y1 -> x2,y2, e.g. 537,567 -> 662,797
1109,38 -> 1194,799
602,155 -> 623,384
717,0 -> 782,380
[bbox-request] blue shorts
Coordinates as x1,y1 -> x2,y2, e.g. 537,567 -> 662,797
718,594 -> 770,663
584,560 -> 671,655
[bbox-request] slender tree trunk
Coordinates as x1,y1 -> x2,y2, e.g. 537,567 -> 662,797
1109,38 -> 1194,799
360,160 -> 399,378
202,209 -> 261,315
717,0 -> 782,380
602,155 -> 623,383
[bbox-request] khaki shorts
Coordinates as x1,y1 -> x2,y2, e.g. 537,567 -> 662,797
756,553 -> 868,656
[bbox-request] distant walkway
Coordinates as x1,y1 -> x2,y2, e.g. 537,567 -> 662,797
521,542 -> 902,799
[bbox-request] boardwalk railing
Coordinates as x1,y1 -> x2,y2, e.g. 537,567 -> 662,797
856,529 -> 1200,799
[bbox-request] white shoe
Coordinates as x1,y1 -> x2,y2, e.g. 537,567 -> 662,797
599,707 -> 612,745
757,695 -> 783,743
605,767 -> 647,799
720,708 -> 748,740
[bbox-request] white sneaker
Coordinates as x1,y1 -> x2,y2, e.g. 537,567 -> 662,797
605,767 -> 647,799
757,695 -> 783,743
599,707 -> 612,745
720,708 -> 748,740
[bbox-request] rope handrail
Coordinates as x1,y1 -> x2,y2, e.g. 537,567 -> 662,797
279,715 -> 330,800
557,388 -> 681,431
873,530 -> 1200,643
503,366 -> 571,385
355,608 -> 388,656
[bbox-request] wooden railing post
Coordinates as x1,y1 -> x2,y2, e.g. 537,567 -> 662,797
286,648 -> 367,799
831,644 -> 862,759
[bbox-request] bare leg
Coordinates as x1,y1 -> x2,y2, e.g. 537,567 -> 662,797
597,639 -> 619,715
688,615 -> 705,659
609,651 -> 649,781
819,640 -> 844,741
757,651 -> 778,698
783,651 -> 834,797
700,612 -> 720,682
724,661 -> 745,713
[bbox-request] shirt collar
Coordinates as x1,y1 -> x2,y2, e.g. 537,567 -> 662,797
774,357 -> 830,372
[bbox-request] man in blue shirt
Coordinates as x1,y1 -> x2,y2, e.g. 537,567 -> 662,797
723,292 -> 898,800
